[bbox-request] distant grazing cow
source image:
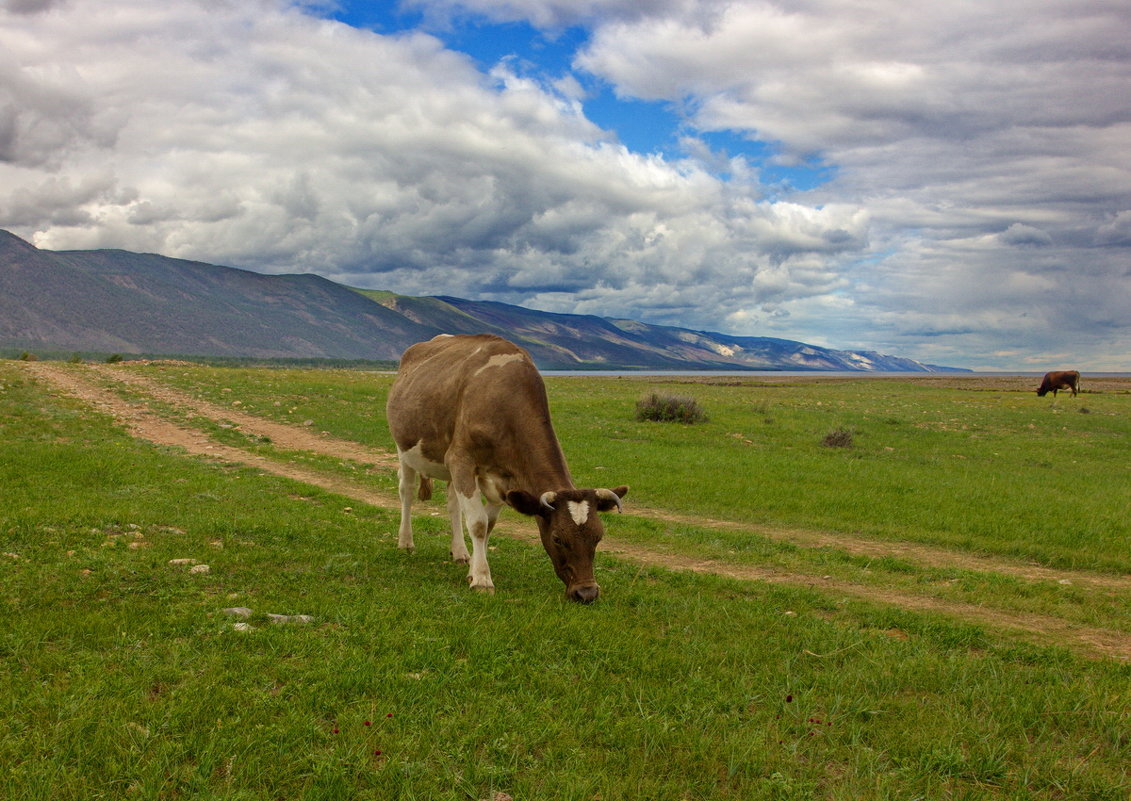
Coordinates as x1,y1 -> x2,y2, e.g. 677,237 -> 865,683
1036,370 -> 1080,398
386,334 -> 628,602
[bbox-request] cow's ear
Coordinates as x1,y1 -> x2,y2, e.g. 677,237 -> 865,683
507,490 -> 545,517
595,485 -> 629,512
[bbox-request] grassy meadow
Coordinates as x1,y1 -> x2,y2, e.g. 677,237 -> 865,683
2,360 -> 1129,800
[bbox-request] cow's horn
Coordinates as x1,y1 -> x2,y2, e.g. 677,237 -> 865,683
540,491 -> 557,511
596,488 -> 624,513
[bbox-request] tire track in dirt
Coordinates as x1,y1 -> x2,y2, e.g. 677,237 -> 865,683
81,362 -> 399,470
21,361 -> 1131,660
626,511 -> 1131,592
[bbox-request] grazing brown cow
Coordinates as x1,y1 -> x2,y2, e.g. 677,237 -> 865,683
1036,370 -> 1080,397
386,334 -> 628,602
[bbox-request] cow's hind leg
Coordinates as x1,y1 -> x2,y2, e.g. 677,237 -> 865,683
395,458 -> 417,552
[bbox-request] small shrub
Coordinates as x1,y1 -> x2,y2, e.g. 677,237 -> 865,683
822,427 -> 854,448
635,392 -> 708,424
106,353 -> 123,364
18,352 -> 37,362
67,353 -> 83,364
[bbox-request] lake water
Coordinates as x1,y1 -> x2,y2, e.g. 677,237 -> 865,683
541,370 -> 1131,379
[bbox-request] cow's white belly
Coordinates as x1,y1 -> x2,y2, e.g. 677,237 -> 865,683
398,442 -> 451,481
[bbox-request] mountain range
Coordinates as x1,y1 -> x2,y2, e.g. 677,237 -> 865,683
0,229 -> 966,372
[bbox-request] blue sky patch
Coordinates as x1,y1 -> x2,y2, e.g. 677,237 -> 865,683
324,2 -> 833,193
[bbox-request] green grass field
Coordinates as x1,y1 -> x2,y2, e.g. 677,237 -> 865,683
143,363 -> 1131,572
2,361 -> 1129,800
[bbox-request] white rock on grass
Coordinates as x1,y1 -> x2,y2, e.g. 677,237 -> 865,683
222,608 -> 314,628
189,564 -> 210,575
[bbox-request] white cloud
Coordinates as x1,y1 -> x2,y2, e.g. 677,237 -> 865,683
402,0 -> 698,30
563,0 -> 1131,368
999,224 -> 1053,248
1096,210 -> 1131,246
0,0 -> 870,343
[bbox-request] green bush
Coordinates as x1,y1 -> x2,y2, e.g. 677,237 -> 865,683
635,392 -> 708,424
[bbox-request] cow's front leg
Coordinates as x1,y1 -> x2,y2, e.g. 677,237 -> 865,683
455,490 -> 494,593
449,461 -> 494,593
447,486 -> 470,564
395,458 -> 417,552
485,502 -> 502,534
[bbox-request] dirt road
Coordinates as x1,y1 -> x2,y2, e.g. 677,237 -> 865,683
20,360 -> 1131,660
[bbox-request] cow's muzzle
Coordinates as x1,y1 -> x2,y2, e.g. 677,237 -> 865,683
568,583 -> 600,604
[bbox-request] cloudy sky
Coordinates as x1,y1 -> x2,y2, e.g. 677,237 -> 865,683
2,0 -> 1130,369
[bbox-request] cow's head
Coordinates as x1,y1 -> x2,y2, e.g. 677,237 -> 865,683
508,485 -> 629,603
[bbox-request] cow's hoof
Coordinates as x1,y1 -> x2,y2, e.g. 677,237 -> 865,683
467,576 -> 495,594
398,544 -> 415,554
451,553 -> 470,565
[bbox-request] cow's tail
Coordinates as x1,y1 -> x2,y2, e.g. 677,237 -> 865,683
417,476 -> 433,502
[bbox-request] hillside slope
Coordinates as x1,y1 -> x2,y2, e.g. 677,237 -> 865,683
0,231 -> 433,360
2,230 -> 965,371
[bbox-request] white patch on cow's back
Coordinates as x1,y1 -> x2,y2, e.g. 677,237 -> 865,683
474,352 -> 524,376
567,500 -> 590,526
